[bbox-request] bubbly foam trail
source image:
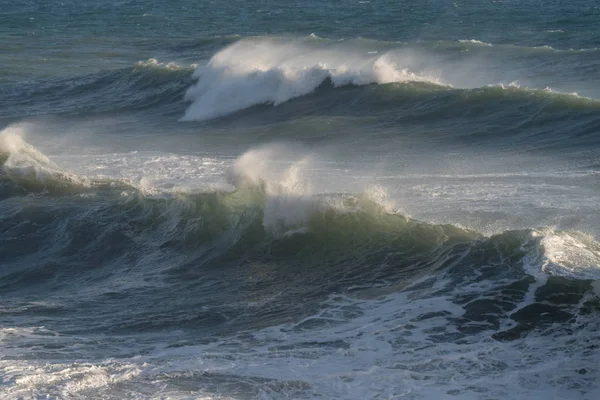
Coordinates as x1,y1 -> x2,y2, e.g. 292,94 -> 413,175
181,37 -> 444,121
537,228 -> 600,280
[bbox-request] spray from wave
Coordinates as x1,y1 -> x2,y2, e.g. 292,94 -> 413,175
180,36 -> 600,121
181,38 -> 444,121
0,125 -> 83,193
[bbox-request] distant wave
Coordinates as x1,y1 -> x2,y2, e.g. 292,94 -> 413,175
180,37 -> 600,121
2,36 -> 599,123
459,39 -> 493,46
485,82 -> 593,103
455,38 -> 599,53
134,58 -> 198,72
181,38 -> 445,121
0,60 -> 196,119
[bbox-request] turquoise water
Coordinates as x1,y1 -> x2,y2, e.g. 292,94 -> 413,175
1,1 -> 600,399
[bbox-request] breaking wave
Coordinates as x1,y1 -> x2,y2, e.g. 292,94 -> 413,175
2,36 -> 600,124
181,37 -> 600,121
2,132 -> 600,285
181,38 -> 445,121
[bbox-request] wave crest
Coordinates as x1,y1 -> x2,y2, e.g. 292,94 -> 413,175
134,58 -> 197,72
182,38 -> 444,121
0,125 -> 84,194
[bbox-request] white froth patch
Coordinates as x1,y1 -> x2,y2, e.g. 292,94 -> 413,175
459,39 -> 493,46
363,184 -> 396,214
489,82 -> 587,100
125,278 -> 599,399
54,150 -> 230,195
181,38 -> 444,121
0,327 -> 51,343
1,360 -> 141,398
134,58 -> 197,71
538,228 -> 600,280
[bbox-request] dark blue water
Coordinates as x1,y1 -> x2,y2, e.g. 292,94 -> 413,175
1,1 -> 600,399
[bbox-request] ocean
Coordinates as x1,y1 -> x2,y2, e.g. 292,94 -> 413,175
1,1 -> 600,399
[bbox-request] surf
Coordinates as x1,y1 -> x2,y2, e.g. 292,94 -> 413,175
180,36 -> 600,121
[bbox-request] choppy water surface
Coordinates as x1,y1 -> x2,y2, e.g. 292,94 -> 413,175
1,1 -> 600,399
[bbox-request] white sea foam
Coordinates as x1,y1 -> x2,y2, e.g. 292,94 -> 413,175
1,258 -> 598,399
537,228 -> 600,280
182,38 -> 444,121
180,36 -> 600,122
0,359 -> 142,398
459,39 -> 493,46
134,58 -> 197,71
0,124 -> 79,185
0,326 -> 54,344
491,82 -> 588,100
0,124 -> 234,196
57,150 -> 229,195
41,276 -> 592,400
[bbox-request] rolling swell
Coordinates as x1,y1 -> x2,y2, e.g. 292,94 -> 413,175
3,35 -> 600,146
189,80 -> 600,151
0,60 -> 195,120
1,136 -> 599,341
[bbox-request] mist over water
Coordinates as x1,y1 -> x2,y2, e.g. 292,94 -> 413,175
1,1 -> 600,399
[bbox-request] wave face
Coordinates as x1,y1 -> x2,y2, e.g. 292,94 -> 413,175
2,1 -> 600,398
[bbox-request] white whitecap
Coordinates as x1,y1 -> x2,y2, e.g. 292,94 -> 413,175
181,38 -> 444,121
